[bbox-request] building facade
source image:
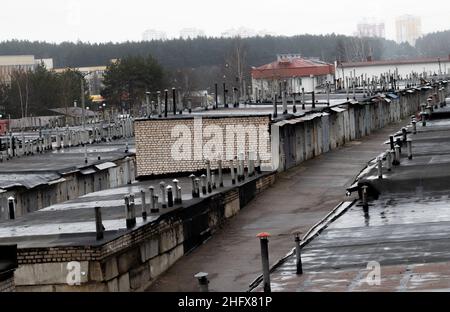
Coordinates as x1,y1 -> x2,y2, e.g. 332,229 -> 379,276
335,56 -> 450,88
251,54 -> 335,101
396,15 -> 422,46
0,55 -> 53,84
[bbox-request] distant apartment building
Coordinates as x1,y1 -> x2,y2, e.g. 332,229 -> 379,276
179,28 -> 205,39
142,29 -> 167,41
396,15 -> 422,46
356,20 -> 385,38
0,55 -> 53,84
221,27 -> 257,38
54,65 -> 107,96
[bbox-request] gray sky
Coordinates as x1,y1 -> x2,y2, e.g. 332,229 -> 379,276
0,0 -> 449,43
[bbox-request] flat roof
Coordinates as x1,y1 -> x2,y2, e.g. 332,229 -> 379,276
0,172 -> 272,248
0,138 -> 135,190
253,105 -> 450,291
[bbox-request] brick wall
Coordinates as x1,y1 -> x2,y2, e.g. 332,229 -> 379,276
135,115 -> 272,176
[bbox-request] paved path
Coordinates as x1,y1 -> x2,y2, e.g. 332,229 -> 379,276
147,120 -> 408,292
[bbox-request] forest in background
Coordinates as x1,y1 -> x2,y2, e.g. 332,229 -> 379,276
1,31 -> 449,117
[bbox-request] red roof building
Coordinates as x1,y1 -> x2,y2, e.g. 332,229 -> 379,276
251,55 -> 335,101
252,56 -> 335,80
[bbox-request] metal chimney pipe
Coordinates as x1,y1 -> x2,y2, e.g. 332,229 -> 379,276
95,206 -> 104,240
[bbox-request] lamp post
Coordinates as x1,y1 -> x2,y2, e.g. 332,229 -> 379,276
223,76 -> 228,108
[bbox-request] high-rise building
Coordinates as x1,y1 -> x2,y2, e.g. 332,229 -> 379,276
356,20 -> 385,38
396,15 -> 422,46
221,27 -> 257,38
142,29 -> 167,41
179,28 -> 205,39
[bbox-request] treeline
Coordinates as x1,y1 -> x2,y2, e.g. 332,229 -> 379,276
1,31 -> 449,118
0,34 -> 424,70
416,30 -> 450,58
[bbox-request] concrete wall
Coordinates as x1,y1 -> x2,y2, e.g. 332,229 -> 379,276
0,274 -> 15,292
272,85 -> 450,172
135,115 -> 271,177
13,172 -> 276,292
252,75 -> 334,101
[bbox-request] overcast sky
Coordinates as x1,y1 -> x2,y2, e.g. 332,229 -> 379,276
0,0 -> 449,43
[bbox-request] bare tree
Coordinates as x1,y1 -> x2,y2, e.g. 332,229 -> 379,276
11,69 -> 29,118
225,37 -> 248,100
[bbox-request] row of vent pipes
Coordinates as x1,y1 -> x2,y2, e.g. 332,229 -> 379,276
94,153 -> 263,240
1,117 -> 134,162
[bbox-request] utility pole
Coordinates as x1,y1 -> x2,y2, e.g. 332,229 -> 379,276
81,77 -> 88,164
81,78 -> 86,129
